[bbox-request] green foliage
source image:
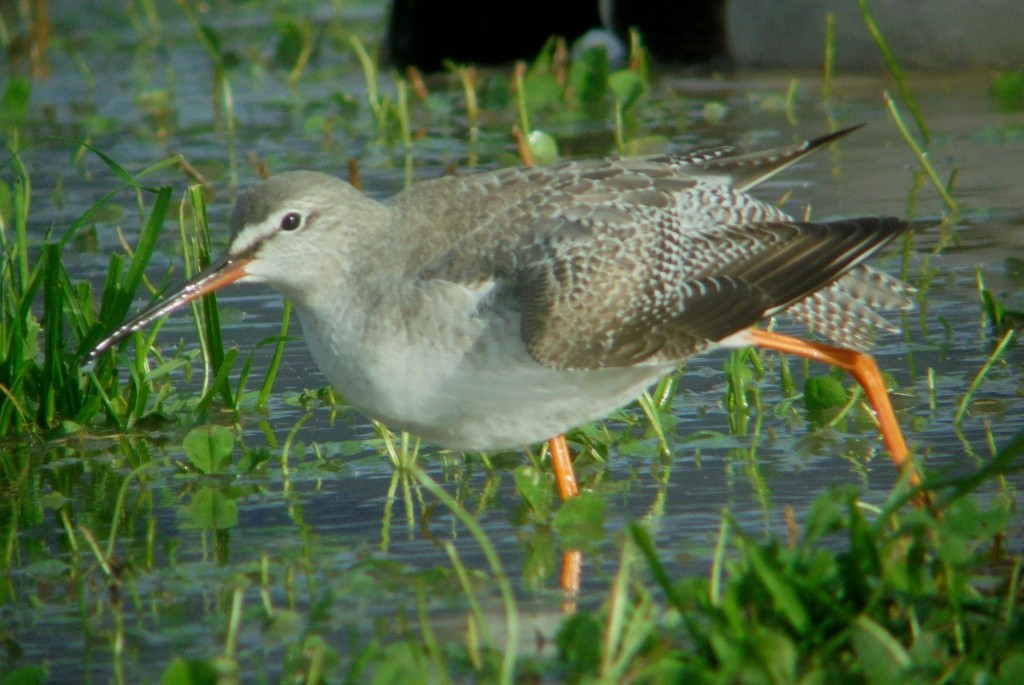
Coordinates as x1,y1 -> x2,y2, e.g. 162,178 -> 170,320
185,487 -> 238,530
0,77 -> 31,134
0,152 -> 173,437
803,374 -> 848,412
513,464 -> 554,520
0,666 -> 48,685
556,613 -> 602,680
990,71 -> 1024,112
525,129 -> 559,165
568,47 -> 610,115
608,69 -> 644,112
272,14 -> 314,68
553,491 -> 606,547
584,469 -> 1024,683
182,424 -> 234,473
160,657 -> 217,685
979,262 -> 1024,335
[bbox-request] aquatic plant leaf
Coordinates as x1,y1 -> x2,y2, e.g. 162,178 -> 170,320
273,15 -> 311,68
1006,257 -> 1024,280
554,491 -> 605,546
851,615 -> 911,685
804,374 -> 847,411
523,72 -> 561,112
526,129 -> 559,165
513,464 -> 554,519
556,612 -> 602,679
2,665 -> 49,685
753,628 -> 797,685
0,76 -> 30,131
183,425 -> 234,474
990,71 -> 1024,112
609,69 -> 643,112
186,487 -> 238,531
743,542 -> 811,634
0,179 -> 11,227
160,656 -> 217,685
568,47 -> 609,113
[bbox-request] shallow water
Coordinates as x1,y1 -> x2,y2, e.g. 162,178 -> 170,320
4,2 -> 1023,681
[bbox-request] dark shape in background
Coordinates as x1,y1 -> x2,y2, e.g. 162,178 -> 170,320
384,0 -> 727,71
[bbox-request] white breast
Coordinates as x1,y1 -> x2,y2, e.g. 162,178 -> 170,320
294,279 -> 673,451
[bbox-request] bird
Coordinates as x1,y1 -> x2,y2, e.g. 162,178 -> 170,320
84,125 -> 919,504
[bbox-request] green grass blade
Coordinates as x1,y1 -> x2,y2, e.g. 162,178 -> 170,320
884,91 -> 958,215
628,522 -> 688,616
856,0 -> 930,143
954,329 -> 1015,426
184,184 -> 233,406
257,301 -> 292,409
79,186 -> 171,359
39,244 -> 65,427
411,466 -> 518,685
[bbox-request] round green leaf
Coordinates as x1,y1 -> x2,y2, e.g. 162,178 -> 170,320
183,425 -> 235,474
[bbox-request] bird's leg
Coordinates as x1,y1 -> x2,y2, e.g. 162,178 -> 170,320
548,434 -> 582,600
548,434 -> 579,500
749,329 -> 925,502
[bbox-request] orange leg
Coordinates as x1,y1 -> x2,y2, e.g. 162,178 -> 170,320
548,434 -> 582,598
560,549 -> 582,611
749,329 -> 922,496
548,434 -> 579,500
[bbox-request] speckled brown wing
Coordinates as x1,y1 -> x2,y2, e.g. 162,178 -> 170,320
414,161 -> 908,370
401,127 -> 909,370
401,158 -> 700,282
784,265 -> 915,351
508,210 -> 909,370
393,125 -> 863,275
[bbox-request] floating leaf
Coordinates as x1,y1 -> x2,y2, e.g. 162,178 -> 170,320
553,491 -> 605,546
527,130 -> 559,165
273,15 -> 313,68
804,374 -> 847,411
183,425 -> 235,474
513,464 -> 553,519
990,71 -> 1024,112
161,657 -> 217,685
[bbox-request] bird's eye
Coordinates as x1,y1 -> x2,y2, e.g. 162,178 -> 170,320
280,212 -> 302,231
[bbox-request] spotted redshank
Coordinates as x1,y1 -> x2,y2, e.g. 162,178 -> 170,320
84,125 -> 919,503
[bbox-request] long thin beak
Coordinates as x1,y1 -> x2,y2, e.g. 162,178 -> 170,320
82,253 -> 253,367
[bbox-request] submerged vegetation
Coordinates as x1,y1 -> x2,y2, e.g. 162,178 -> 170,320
1,1 -> 1022,683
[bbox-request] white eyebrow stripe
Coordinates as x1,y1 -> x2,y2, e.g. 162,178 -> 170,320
229,217 -> 279,256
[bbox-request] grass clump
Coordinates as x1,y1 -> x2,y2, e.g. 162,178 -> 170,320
0,145 -> 198,439
551,445 -> 1024,684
